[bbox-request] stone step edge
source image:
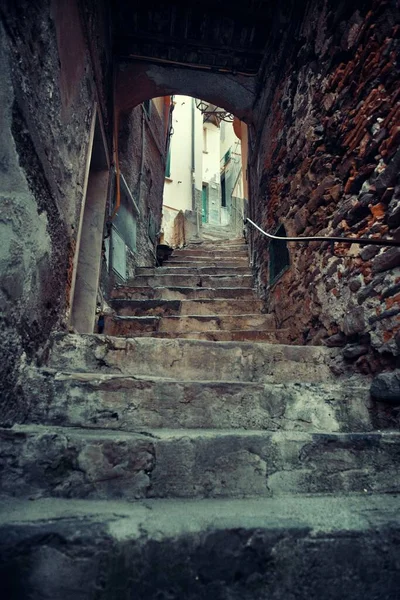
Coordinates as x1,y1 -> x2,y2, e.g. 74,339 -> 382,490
103,330 -> 286,338
1,494 -> 399,536
119,287 -> 257,292
32,368 -> 371,391
108,314 -> 273,321
114,331 -> 288,341
5,424 -> 396,440
166,258 -> 249,262
133,274 -> 253,278
50,331 -> 339,354
112,287 -> 258,297
139,267 -> 251,271
110,298 -> 263,305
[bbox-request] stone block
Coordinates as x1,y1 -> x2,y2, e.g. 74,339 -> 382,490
374,147 -> 400,195
348,275 -> 363,292
387,188 -> 400,228
371,248 -> 400,273
324,333 -> 346,347
294,206 -> 308,234
360,245 -> 380,261
342,344 -> 369,360
357,274 -> 385,303
343,307 -> 365,336
371,370 -> 400,404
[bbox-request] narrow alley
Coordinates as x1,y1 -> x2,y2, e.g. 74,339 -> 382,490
0,1 -> 400,598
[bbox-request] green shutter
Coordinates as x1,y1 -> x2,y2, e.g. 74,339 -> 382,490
165,146 -> 171,178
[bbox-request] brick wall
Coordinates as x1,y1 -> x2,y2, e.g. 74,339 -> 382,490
118,101 -> 166,269
251,0 -> 400,373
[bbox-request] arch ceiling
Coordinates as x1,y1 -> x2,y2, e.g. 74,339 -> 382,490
112,1 -> 307,121
112,0 -> 280,75
116,61 -> 256,121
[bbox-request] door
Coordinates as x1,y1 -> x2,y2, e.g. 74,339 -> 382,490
202,184 -> 208,223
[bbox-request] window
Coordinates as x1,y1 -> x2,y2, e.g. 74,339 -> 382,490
269,224 -> 290,284
223,148 -> 231,165
143,99 -> 151,118
165,146 -> 171,178
221,175 -> 226,207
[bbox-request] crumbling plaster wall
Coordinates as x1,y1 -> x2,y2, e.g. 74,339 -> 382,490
118,101 -> 166,268
0,0 -> 112,423
250,0 -> 400,373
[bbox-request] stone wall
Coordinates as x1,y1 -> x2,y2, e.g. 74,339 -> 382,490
206,176 -> 222,225
118,102 -> 166,268
0,0 -> 112,422
162,207 -> 200,248
250,0 -> 400,372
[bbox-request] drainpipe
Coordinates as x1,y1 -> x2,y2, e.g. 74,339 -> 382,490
246,125 -> 254,266
111,65 -> 121,219
137,108 -> 146,204
191,97 -> 196,212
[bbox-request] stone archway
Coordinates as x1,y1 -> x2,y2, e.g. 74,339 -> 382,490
112,61 -> 255,274
115,61 -> 256,122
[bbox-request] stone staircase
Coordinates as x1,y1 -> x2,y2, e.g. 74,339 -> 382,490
1,235 -> 399,599
105,237 -> 285,342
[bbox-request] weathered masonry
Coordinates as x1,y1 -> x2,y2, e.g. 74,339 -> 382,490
0,1 -> 399,598
1,0 -> 399,413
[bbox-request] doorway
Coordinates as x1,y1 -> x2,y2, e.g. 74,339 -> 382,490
202,183 -> 208,223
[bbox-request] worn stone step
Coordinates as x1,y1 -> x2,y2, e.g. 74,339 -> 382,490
147,330 -> 287,342
1,425 -> 399,500
25,370 -> 373,433
197,237 -> 244,244
48,334 -> 338,383
111,286 -> 257,301
110,330 -> 285,342
182,236 -> 244,242
166,259 -> 249,267
174,239 -> 247,247
171,249 -> 248,259
198,233 -> 244,241
104,314 -> 276,336
174,243 -> 248,250
1,495 -> 399,600
100,328 -> 285,342
110,298 -> 264,317
131,274 -> 254,288
137,266 -> 251,276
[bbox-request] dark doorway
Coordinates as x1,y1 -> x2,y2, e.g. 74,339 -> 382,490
269,224 -> 290,284
221,175 -> 226,207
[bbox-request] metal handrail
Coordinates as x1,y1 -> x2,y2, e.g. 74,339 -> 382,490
245,218 -> 400,247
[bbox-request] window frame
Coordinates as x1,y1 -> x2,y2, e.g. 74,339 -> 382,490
143,99 -> 152,118
269,224 -> 290,285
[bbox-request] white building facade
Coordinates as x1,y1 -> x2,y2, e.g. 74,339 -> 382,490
161,96 -> 245,246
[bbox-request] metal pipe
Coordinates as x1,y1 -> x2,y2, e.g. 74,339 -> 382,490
137,108 -> 146,204
245,218 -> 400,247
191,97 -> 196,211
111,81 -> 121,219
118,53 -> 256,77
